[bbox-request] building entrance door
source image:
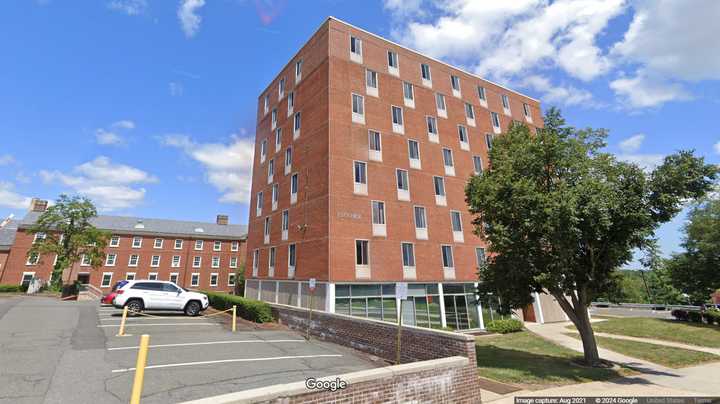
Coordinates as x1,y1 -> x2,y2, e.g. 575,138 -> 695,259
77,273 -> 90,284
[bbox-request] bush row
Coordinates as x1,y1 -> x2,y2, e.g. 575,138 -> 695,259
486,318 -> 524,333
204,291 -> 273,323
0,284 -> 24,293
671,308 -> 720,325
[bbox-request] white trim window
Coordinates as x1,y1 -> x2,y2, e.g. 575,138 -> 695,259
396,168 -> 410,201
256,191 -> 264,217
281,209 -> 289,241
293,111 -> 301,139
441,245 -> 455,279
81,254 -> 91,266
26,252 -> 39,266
105,253 -> 117,266
263,217 -> 271,245
442,148 -> 455,176
287,244 -> 296,278
485,133 -> 494,150
290,173 -> 298,205
421,63 -> 432,87
287,91 -> 294,117
414,206 -> 428,240
212,256 -> 220,268
278,77 -> 285,99
476,247 -> 487,267
426,115 -> 439,143
210,273 -> 219,287
194,240 -> 204,251
230,256 -> 238,268
523,102 -> 533,123
408,139 -> 421,169
174,239 -> 183,249
109,236 -> 120,247
491,112 -> 501,134
272,184 -> 279,211
128,254 -> 139,267
132,236 -> 142,248
465,102 -> 476,127
228,273 -> 236,287
171,255 -> 181,268
21,272 -> 35,287
268,158 -> 274,184
169,272 -> 179,284
268,247 -> 276,277
451,211 -> 464,243
473,156 -> 483,175
193,256 -> 202,268
231,240 -> 239,252
126,272 -> 136,281
214,240 -> 222,251
190,273 -> 200,287
355,239 -> 370,279
365,69 -> 378,97
353,161 -> 368,195
284,146 -> 292,175
260,139 -> 267,164
350,35 -> 363,63
33,232 -> 46,243
502,94 -> 511,115
434,176 -> 447,206
387,50 -> 399,76
263,94 -> 269,115
401,242 -> 416,279
151,255 -> 160,267
403,82 -> 414,108
477,85 -> 488,107
148,272 -> 158,281
368,130 -> 382,162
252,249 -> 259,277
295,58 -> 302,83
271,107 -> 277,130
450,74 -> 461,98
391,105 -> 404,134
435,93 -> 447,118
371,200 -> 386,237
153,238 -> 163,249
101,272 -> 113,288
275,128 -> 282,153
458,125 -> 469,151
352,93 -> 365,124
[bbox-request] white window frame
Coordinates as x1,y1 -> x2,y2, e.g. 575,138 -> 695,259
353,160 -> 368,195
231,240 -> 239,252
271,107 -> 277,130
284,147 -> 292,175
434,176 -> 447,206
351,93 -> 365,124
350,35 -> 363,63
441,245 -> 456,279
194,239 -> 204,251
396,169 -> 410,201
287,244 -> 296,279
290,173 -> 298,205
354,239 -> 370,279
426,115 -> 439,143
491,112 -> 501,134
171,255 -> 181,268
268,158 -> 274,184
268,247 -> 276,277
477,86 -> 488,107
264,217 -> 271,245
458,125 -> 470,151
368,130 -> 382,162
403,82 -> 414,109
414,205 -> 428,240
126,272 -> 136,281
190,273 -> 200,287
214,240 -> 222,251
260,139 -> 267,164
230,256 -> 238,268
256,191 -> 264,217
473,155 -> 484,175
371,200 -> 386,237
421,63 -> 432,87
387,50 -> 399,76
293,111 -> 301,139
281,209 -> 289,241
252,249 -> 259,277
128,254 -> 139,267
21,271 -> 35,286
287,91 -> 294,117
442,148 -> 455,176
212,256 -> 220,268
401,242 -> 416,280
408,139 -> 421,169
523,102 -> 533,123
263,94 -> 269,115
174,239 -> 183,249
148,272 -> 158,281
132,236 -> 142,248
150,255 -> 160,267
476,247 -> 487,267
105,253 -> 117,267
228,273 -> 236,287
26,252 -> 39,266
365,69 -> 378,97
435,93 -> 447,118
450,75 -> 461,98
278,77 -> 285,99
101,272 -> 113,288
295,59 -> 302,83
502,94 -> 511,116
391,105 -> 404,134
170,272 -> 179,284
80,254 -> 91,266
275,127 -> 282,153
486,133 -> 494,150
451,210 -> 464,243
153,238 -> 163,249
109,236 -> 120,247
193,256 -> 202,268
465,103 -> 476,127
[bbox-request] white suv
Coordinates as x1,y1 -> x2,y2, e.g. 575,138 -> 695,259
113,280 -> 209,316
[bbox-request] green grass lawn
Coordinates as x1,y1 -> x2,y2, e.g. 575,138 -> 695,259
475,331 -> 627,388
581,317 -> 720,348
565,334 -> 719,368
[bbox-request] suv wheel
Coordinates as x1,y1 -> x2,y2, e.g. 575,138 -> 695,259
185,301 -> 201,316
126,299 -> 144,315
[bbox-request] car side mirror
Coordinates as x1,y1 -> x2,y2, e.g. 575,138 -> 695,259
176,290 -> 182,295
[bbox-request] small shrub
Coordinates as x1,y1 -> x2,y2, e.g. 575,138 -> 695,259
0,284 -> 22,293
688,311 -> 703,323
704,309 -> 720,325
671,309 -> 689,321
204,291 -> 272,323
486,319 -> 524,334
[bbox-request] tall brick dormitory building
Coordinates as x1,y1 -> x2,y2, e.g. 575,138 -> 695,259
0,199 -> 247,292
243,17 -> 567,330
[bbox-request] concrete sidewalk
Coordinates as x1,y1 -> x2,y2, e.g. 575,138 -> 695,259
566,329 -> 720,356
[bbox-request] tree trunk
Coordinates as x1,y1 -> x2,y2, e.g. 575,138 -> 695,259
550,291 -> 601,366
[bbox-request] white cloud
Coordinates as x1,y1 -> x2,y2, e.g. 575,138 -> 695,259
617,153 -> 664,171
39,157 -> 156,211
383,0 -> 425,18
609,69 -> 690,108
178,0 -> 205,38
161,134 -> 254,204
522,75 -> 594,106
94,120 -> 135,146
111,120 -> 135,129
107,0 -> 147,15
169,81 -> 184,96
618,133 -> 645,153
0,154 -> 15,166
0,182 -> 32,210
714,141 -> 720,155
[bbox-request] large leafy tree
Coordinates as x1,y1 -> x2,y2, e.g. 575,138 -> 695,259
666,198 -> 720,304
27,195 -> 109,289
466,109 -> 717,365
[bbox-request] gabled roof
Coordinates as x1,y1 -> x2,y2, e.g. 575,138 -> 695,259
19,212 -> 247,240
0,220 -> 19,250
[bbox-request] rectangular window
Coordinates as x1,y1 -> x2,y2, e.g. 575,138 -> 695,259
350,36 -> 362,56
442,148 -> 454,168
287,91 -> 294,112
126,273 -> 136,281
152,238 -> 162,249
441,245 -> 454,268
295,59 -> 302,79
290,173 -> 298,197
268,247 -> 276,271
435,93 -> 446,111
231,241 -> 239,252
473,156 -> 483,174
228,273 -> 236,286
170,273 -> 179,284
371,201 -> 385,225
281,210 -> 289,231
434,176 -> 446,196
414,206 -> 427,229
128,254 -> 139,267
33,232 -> 46,243
278,77 -> 285,98
271,108 -> 277,128
285,147 -> 292,171
275,128 -> 282,150
391,106 -> 403,125
148,272 -> 158,281
272,184 -> 279,207
401,243 -> 415,267
151,255 -> 160,267
523,102 -> 531,117
212,256 -> 220,268
451,75 -> 460,91
191,273 -> 199,287
426,116 -> 438,135
210,273 -> 218,286
174,239 -> 183,249
101,273 -> 113,288
451,211 -> 463,232
421,63 -> 431,81
365,69 -> 378,89
264,217 -> 271,237
368,130 -> 381,152
403,82 -> 414,101
354,161 -> 367,184
294,111 -> 301,132
105,254 -> 117,266
193,256 -> 201,268
81,254 -> 91,266
132,236 -> 142,248
230,256 -> 238,268
260,139 -> 267,162
263,94 -> 269,115
477,86 -> 486,101
26,252 -> 39,265
288,244 -> 296,268
476,247 -> 486,266
388,50 -> 398,68
355,240 -> 369,266
194,240 -> 204,250
485,133 -> 494,149
408,139 -> 420,160
214,240 -> 222,251
491,112 -> 501,129
171,255 -> 181,268
109,236 -> 120,247
458,125 -> 468,144
502,94 -> 510,109
396,169 -> 409,191
465,103 -> 475,119
352,93 -> 365,123
252,249 -> 259,276
256,191 -> 264,216
268,159 -> 275,179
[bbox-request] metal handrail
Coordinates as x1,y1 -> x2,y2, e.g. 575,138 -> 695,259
591,302 -> 701,311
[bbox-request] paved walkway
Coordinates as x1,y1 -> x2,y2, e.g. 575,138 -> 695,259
566,329 -> 720,356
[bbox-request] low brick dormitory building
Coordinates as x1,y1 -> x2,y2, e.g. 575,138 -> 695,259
0,199 -> 247,292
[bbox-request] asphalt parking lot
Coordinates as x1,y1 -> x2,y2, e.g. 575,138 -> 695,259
0,295 -> 378,404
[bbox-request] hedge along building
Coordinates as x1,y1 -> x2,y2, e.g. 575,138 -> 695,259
0,198 -> 247,293
244,17 -> 567,330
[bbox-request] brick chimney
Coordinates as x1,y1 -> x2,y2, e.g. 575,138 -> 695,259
216,214 -> 229,225
29,198 -> 48,212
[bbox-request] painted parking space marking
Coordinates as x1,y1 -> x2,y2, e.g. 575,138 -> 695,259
111,354 -> 343,373
98,323 -> 218,328
108,339 -> 306,350
98,316 -> 217,321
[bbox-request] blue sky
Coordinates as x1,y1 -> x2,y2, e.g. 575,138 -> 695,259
1,0 -> 719,266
